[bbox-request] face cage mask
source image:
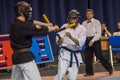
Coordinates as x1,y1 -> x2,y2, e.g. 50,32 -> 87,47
68,14 -> 79,23
25,6 -> 32,21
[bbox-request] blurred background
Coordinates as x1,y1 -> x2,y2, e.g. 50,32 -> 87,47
1,0 -> 120,54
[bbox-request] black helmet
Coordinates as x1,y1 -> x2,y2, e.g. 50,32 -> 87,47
14,1 -> 32,21
67,9 -> 80,23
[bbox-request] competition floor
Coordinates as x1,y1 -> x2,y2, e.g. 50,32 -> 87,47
0,55 -> 120,80
42,71 -> 120,80
0,70 -> 120,80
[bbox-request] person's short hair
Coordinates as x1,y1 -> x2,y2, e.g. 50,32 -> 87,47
86,9 -> 94,14
101,22 -> 106,25
117,22 -> 120,24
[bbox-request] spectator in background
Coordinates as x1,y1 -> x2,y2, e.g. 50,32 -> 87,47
113,22 -> 120,63
113,22 -> 120,36
101,22 -> 111,37
101,22 -> 111,62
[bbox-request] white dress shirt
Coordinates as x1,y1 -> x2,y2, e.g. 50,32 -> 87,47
82,18 -> 101,42
56,23 -> 86,63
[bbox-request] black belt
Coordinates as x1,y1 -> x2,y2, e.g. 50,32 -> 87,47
14,48 -> 30,53
87,36 -> 94,40
86,36 -> 100,43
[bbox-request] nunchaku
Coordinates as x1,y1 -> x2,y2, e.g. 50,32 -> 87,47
42,14 -> 51,23
42,14 -> 76,39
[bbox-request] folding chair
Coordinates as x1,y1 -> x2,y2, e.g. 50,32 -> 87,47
109,36 -> 120,69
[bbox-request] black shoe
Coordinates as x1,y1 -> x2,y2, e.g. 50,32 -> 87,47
84,73 -> 94,76
109,69 -> 113,75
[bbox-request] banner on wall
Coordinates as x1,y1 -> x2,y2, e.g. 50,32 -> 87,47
0,34 -> 13,70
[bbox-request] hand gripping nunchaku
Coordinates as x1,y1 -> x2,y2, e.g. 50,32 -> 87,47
42,14 -> 76,39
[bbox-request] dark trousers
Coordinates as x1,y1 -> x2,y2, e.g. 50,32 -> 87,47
85,37 -> 112,74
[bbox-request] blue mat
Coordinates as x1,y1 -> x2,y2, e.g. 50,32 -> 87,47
91,77 -> 120,80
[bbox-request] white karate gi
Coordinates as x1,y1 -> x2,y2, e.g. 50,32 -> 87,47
54,23 -> 86,80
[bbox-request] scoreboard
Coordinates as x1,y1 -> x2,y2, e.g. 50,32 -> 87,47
30,35 -> 54,64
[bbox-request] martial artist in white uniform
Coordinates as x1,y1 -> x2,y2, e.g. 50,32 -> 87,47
54,10 -> 86,80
